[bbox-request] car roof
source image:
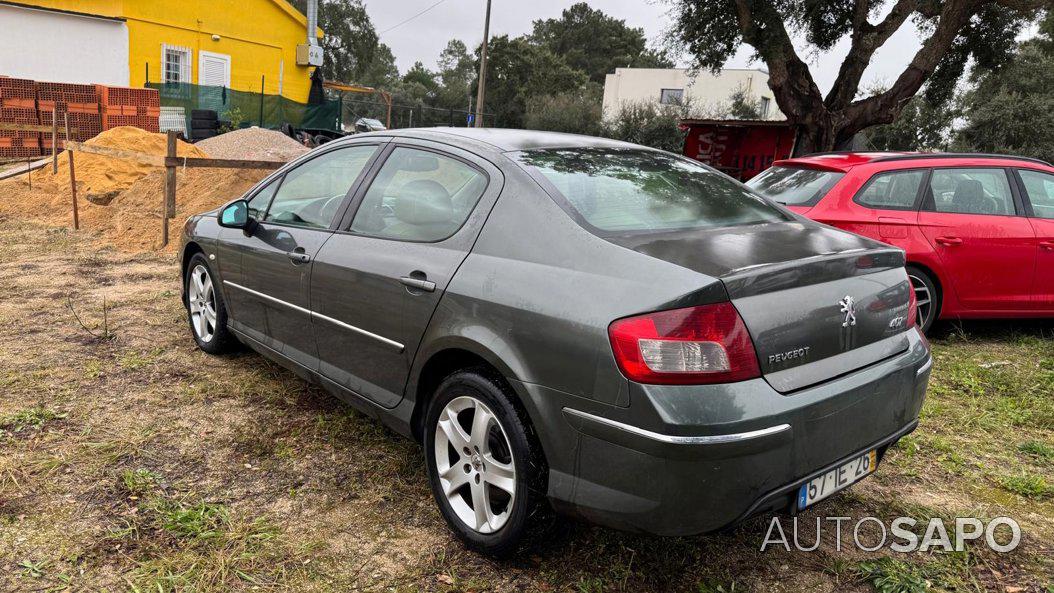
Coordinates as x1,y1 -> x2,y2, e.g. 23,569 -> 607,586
774,151 -> 1053,172
351,127 -> 645,153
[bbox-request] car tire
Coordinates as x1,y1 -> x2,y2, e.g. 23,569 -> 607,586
424,369 -> 548,557
906,266 -> 939,334
184,253 -> 237,354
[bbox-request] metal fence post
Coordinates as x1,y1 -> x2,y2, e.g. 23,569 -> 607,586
259,75 -> 265,127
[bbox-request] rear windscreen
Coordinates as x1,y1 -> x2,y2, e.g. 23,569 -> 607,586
747,165 -> 844,206
512,148 -> 789,233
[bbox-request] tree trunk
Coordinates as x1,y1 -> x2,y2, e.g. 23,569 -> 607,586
791,118 -> 840,156
791,111 -> 871,156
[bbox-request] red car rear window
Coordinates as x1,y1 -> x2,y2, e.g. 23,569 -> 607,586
747,165 -> 844,206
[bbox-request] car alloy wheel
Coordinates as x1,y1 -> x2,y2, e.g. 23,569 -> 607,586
907,272 -> 933,331
187,264 -> 218,343
433,395 -> 517,534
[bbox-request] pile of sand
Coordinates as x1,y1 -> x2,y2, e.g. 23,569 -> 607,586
48,127 -> 207,199
0,126 -> 273,252
195,127 -> 309,162
86,167 -> 268,252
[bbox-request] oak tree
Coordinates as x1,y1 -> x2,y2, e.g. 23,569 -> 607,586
669,0 -> 1051,154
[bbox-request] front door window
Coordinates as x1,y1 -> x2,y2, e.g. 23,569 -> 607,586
263,145 -> 378,229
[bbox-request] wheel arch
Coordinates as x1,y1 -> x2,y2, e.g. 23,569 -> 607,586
408,338 -> 528,444
180,241 -> 205,304
904,260 -> 945,318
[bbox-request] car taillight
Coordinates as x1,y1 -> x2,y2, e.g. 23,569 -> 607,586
906,280 -> 918,328
608,302 -> 761,385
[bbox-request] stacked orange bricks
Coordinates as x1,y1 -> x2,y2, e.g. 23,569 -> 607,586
97,85 -> 160,134
0,76 -> 160,158
0,77 -> 41,159
38,81 -> 101,153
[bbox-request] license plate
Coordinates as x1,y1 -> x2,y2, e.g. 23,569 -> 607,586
797,449 -> 877,510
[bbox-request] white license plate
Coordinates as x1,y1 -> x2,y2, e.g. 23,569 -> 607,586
797,449 -> 877,510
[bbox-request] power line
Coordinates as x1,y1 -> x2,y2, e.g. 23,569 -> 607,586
378,0 -> 452,34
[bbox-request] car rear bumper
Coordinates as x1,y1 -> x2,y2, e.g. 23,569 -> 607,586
521,329 -> 931,536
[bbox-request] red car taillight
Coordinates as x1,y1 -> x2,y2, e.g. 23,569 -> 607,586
906,280 -> 918,328
608,302 -> 761,385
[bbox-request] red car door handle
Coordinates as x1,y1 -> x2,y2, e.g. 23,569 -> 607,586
1040,241 -> 1054,251
935,236 -> 962,246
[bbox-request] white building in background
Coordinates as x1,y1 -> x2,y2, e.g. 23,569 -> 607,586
0,3 -> 130,86
602,67 -> 783,120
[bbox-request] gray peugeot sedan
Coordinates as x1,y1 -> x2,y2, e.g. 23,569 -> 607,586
179,128 -> 932,556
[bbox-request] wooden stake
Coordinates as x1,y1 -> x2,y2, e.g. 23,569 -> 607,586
51,104 -> 58,174
66,113 -> 79,230
26,159 -> 31,189
161,130 -> 177,247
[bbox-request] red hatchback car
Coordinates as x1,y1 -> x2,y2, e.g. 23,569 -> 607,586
747,152 -> 1054,332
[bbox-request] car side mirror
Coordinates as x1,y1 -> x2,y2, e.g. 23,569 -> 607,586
218,200 -> 252,231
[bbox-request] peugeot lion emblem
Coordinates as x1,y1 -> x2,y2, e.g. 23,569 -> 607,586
839,295 -> 857,327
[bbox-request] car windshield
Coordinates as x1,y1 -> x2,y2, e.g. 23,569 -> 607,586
512,148 -> 789,233
747,165 -> 844,206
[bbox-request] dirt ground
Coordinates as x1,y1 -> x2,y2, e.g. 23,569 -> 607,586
0,215 -> 1052,592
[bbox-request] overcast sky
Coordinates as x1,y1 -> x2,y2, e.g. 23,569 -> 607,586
364,0 -> 928,93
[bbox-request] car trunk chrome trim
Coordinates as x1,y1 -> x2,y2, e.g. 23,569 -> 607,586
223,281 -> 405,352
562,407 -> 790,445
916,355 -> 932,376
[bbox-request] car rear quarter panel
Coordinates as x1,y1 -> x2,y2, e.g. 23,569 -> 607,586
414,163 -> 727,407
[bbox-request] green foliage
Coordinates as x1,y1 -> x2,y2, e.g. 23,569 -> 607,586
855,558 -> 929,593
667,0 -> 1046,152
435,39 -> 476,112
866,93 -> 953,152
726,87 -> 761,120
0,406 -> 65,432
121,469 -> 162,495
219,107 -> 245,133
601,101 -> 689,153
529,3 -> 673,84
524,86 -> 604,136
1019,440 -> 1054,462
152,499 -> 230,540
999,473 -> 1053,498
480,35 -> 587,128
290,0 -> 393,86
954,23 -> 1054,162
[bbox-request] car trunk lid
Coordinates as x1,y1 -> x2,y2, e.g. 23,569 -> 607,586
607,221 -> 913,392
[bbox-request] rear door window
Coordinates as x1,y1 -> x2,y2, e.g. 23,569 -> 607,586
854,169 -> 926,210
349,147 -> 488,242
1018,169 -> 1054,219
925,168 -> 1016,216
746,165 -> 844,206
513,148 -> 789,233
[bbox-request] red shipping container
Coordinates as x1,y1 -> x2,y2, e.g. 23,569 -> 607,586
680,119 -> 796,181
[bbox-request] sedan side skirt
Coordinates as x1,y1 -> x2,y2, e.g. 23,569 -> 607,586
223,281 -> 405,353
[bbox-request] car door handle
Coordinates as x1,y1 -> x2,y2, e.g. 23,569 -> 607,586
1040,241 -> 1054,251
287,250 -> 311,264
935,236 -> 962,246
399,276 -> 436,292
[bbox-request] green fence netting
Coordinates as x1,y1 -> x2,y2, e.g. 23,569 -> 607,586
149,82 -> 341,132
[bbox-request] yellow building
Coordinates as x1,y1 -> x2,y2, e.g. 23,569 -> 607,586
0,0 -> 322,102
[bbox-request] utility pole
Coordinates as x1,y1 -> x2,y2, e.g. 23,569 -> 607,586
473,0 -> 491,128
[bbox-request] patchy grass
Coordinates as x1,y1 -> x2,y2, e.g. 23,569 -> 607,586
0,406 -> 66,433
999,474 -> 1053,499
0,217 -> 1051,592
1019,440 -> 1054,463
855,557 -> 929,593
